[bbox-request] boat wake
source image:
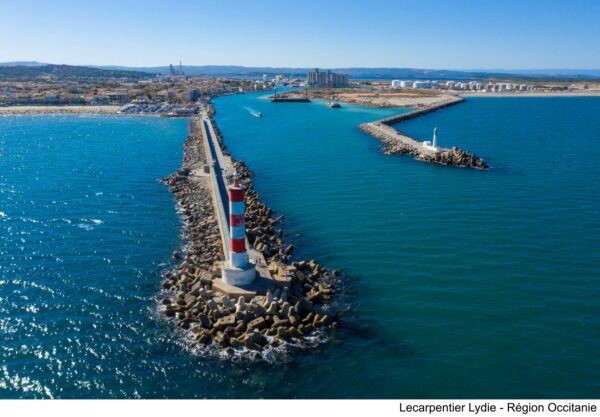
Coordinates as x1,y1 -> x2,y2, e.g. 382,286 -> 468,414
243,106 -> 263,118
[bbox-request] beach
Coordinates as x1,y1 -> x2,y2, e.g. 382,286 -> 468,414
0,105 -> 121,115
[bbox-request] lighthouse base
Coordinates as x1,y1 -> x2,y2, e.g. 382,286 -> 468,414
222,262 -> 256,286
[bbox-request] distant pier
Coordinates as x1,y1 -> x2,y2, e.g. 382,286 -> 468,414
270,96 -> 311,103
360,96 -> 488,169
270,91 -> 311,103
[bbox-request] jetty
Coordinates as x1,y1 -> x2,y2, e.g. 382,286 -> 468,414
198,112 -> 277,299
360,96 -> 488,169
159,105 -> 342,355
270,96 -> 311,103
270,90 -> 311,103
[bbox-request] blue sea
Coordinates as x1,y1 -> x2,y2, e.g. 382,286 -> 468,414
1,94 -> 599,398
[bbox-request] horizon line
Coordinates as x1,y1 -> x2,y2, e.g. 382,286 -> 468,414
2,61 -> 600,72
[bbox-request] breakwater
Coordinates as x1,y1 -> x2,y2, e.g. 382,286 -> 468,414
360,96 -> 488,169
270,97 -> 311,103
160,109 -> 343,359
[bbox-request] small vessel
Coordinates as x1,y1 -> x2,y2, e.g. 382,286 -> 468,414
327,94 -> 341,108
251,111 -> 263,118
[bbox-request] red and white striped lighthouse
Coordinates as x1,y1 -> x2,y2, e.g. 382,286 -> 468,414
228,174 -> 248,268
221,171 -> 256,286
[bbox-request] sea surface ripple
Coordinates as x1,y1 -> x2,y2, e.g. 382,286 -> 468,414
1,95 -> 600,398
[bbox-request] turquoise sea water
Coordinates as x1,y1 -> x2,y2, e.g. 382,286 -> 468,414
212,93 -> 600,398
1,95 -> 599,398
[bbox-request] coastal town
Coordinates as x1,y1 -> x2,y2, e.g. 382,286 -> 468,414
2,64 -> 600,117
0,64 -> 275,116
4,0 -> 600,408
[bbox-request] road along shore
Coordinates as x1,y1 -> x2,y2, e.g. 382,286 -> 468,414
359,96 -> 488,169
160,109 -> 344,360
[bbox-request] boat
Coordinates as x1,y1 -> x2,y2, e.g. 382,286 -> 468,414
327,94 -> 341,108
270,95 -> 311,103
251,111 -> 263,118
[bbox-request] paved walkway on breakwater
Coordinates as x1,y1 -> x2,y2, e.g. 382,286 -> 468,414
199,113 -> 231,257
359,95 -> 464,155
198,109 -> 274,296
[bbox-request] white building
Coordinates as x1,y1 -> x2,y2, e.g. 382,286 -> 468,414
400,80 -> 414,88
413,81 -> 432,89
391,80 -> 401,89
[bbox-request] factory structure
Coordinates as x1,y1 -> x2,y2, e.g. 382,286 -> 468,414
307,68 -> 349,88
390,79 -> 535,92
390,80 -> 438,89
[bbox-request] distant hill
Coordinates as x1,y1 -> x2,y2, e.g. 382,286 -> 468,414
2,62 -> 599,81
0,64 -> 152,81
0,61 -> 49,67
471,68 -> 600,78
93,65 -> 600,81
95,65 -> 491,79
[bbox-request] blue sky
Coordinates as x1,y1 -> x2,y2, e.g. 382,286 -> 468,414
2,0 -> 600,69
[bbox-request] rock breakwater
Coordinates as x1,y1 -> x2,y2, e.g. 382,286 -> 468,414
360,96 -> 488,169
361,123 -> 488,169
160,114 -> 343,360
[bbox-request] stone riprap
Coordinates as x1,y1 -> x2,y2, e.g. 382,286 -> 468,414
160,112 -> 343,359
360,96 -> 488,169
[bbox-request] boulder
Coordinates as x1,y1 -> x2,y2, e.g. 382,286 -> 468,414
276,327 -> 288,339
235,296 -> 246,313
272,315 -> 289,328
266,301 -> 278,315
222,296 -> 235,309
206,299 -> 219,311
214,314 -> 236,330
264,291 -> 273,306
234,321 -> 247,333
197,313 -> 211,328
247,316 -> 267,332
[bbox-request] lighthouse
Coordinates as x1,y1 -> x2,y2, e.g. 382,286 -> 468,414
221,171 -> 256,286
422,127 -> 440,152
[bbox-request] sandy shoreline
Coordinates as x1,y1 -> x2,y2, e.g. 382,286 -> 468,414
2,90 -> 599,116
0,105 -> 121,115
329,93 -> 457,108
328,91 -> 600,108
